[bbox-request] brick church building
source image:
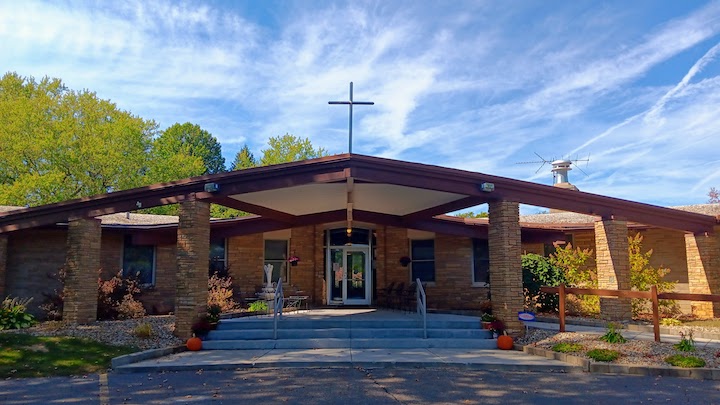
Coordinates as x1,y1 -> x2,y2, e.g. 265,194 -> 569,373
0,154 -> 718,338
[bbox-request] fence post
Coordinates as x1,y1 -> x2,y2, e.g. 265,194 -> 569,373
559,284 -> 566,333
651,285 -> 660,342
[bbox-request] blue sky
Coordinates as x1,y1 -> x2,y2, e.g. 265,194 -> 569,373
2,0 -> 720,212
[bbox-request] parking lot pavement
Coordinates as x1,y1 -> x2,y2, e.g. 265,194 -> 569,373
2,368 -> 720,404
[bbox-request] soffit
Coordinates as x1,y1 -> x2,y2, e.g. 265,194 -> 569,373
229,183 -> 466,216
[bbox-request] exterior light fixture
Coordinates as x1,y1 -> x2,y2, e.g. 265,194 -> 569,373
204,182 -> 220,193
479,182 -> 495,192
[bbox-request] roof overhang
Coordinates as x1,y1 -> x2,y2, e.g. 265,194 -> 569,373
0,153 -> 716,235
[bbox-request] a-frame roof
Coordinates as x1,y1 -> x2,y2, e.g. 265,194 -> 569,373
0,153 -> 716,234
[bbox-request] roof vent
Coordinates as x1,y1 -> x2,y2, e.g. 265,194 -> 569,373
551,160 -> 579,191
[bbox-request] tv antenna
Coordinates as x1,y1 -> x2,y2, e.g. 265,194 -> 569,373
516,152 -> 590,185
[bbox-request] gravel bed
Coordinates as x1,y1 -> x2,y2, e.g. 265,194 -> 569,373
518,327 -> 720,368
1,316 -> 183,350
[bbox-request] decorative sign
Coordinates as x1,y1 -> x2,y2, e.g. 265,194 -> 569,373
518,311 -> 536,321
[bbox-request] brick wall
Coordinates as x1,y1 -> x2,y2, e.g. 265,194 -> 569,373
685,227 -> 720,318
313,226 -> 325,305
175,200 -> 210,338
384,226 -> 409,286
488,201 -> 523,331
523,243 -> 544,255
63,218 -> 102,324
0,235 -> 7,299
595,219 -> 631,320
227,233 -> 263,300
430,234 -> 489,310
289,226 -> 316,299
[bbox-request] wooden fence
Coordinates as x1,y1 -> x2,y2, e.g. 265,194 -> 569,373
539,284 -> 720,342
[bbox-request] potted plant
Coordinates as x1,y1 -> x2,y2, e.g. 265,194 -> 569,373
288,255 -> 300,266
481,313 -> 496,329
191,315 -> 213,339
399,256 -> 411,267
489,319 -> 505,338
207,304 -> 221,326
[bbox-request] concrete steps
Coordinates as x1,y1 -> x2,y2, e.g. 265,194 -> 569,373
203,313 -> 493,350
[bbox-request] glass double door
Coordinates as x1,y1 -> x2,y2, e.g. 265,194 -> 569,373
328,247 -> 371,305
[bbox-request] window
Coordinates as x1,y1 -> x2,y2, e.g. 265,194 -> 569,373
122,235 -> 155,285
411,239 -> 435,282
264,240 -> 288,283
209,238 -> 227,276
472,238 -> 490,284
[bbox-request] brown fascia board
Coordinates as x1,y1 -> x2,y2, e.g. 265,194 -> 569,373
345,155 -> 718,233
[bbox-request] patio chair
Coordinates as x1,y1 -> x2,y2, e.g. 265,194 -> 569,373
390,282 -> 405,310
376,282 -> 396,308
400,282 -> 417,312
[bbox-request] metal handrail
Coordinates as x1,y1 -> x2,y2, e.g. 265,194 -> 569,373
416,278 -> 427,339
273,278 -> 283,340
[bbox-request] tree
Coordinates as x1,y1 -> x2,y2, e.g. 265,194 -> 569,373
231,144 -> 257,170
260,133 -> 328,166
455,211 -> 489,218
0,72 -> 157,206
148,122 -> 225,183
628,233 -> 678,317
709,187 -> 719,204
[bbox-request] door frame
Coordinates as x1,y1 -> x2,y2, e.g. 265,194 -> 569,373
326,245 -> 372,305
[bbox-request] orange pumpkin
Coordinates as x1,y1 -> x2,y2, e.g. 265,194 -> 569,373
497,335 -> 513,350
186,336 -> 202,351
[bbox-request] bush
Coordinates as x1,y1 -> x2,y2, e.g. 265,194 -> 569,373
599,323 -> 627,344
191,316 -> 213,338
552,342 -> 583,353
98,271 -> 145,320
208,272 -> 238,312
660,318 -> 682,326
133,323 -> 153,339
587,348 -> 619,362
0,297 -> 36,330
549,244 -> 598,315
40,268 -> 67,321
522,254 -> 565,312
207,304 -> 222,323
628,234 -> 679,317
248,300 -> 268,312
665,354 -> 706,368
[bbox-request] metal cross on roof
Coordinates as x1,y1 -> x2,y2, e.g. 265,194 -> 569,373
328,82 -> 374,154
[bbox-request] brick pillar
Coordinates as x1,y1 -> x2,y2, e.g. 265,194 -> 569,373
488,200 -> 523,331
63,218 -> 102,324
595,218 -> 631,320
685,227 -> 720,318
0,235 -> 7,299
175,199 -> 210,339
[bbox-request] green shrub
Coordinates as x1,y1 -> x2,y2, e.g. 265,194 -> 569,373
587,348 -> 619,362
248,300 -> 268,312
0,297 -> 36,330
628,234 -> 679,317
207,304 -> 222,323
660,318 -> 682,326
674,331 -> 695,352
549,244 -> 598,315
133,323 -> 153,339
552,342 -> 583,353
599,323 -> 627,344
522,254 -> 566,312
665,354 -> 706,368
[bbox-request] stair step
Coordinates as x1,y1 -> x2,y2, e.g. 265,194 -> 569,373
201,338 -> 498,350
207,328 -> 492,340
216,319 -> 483,331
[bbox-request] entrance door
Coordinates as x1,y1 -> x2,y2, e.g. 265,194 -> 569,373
328,247 -> 371,305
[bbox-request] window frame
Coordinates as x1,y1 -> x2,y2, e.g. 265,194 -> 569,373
263,239 -> 289,284
472,238 -> 490,287
209,237 -> 227,276
410,239 -> 435,283
122,235 -> 156,287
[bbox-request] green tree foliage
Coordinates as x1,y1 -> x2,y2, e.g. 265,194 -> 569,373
455,211 -> 489,218
549,243 -> 599,315
522,253 -> 566,312
260,133 -> 328,166
628,233 -> 679,317
231,144 -> 257,170
148,122 -> 225,182
0,72 -> 157,206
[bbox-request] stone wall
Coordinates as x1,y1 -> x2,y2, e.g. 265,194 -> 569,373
227,234 -> 264,301
63,218 -> 102,324
595,219 -> 631,320
685,227 -> 720,318
488,201 -> 523,331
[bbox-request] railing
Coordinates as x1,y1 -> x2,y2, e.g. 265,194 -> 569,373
540,284 -> 720,342
273,278 -> 284,340
416,278 -> 427,339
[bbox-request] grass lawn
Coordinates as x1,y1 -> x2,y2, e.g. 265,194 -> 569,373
0,333 -> 136,378
683,319 -> 720,328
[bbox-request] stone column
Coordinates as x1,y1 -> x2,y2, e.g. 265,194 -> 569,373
488,200 -> 523,331
0,235 -> 7,299
175,199 -> 210,339
63,218 -> 102,324
685,227 -> 720,318
595,218 -> 631,320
